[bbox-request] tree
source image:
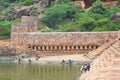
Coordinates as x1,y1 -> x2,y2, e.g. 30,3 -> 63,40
118,0 -> 120,4
41,4 -> 78,28
89,0 -> 105,14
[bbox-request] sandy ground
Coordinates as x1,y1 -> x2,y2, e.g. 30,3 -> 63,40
16,54 -> 92,64
0,39 -> 10,46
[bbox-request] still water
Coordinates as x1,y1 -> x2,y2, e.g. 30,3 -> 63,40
0,62 -> 81,80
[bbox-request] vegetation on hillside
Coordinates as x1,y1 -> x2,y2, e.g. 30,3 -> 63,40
0,0 -> 120,39
41,0 -> 120,32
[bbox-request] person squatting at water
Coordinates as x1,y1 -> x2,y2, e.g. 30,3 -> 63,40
18,58 -> 21,63
36,55 -> 41,60
61,59 -> 65,64
28,59 -> 32,63
80,64 -> 90,73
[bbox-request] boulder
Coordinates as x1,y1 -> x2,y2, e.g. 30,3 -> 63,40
5,0 -> 49,20
8,5 -> 34,20
111,12 -> 120,22
0,15 -> 7,21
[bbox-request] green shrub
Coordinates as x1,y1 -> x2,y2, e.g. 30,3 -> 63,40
41,4 -> 79,28
0,20 -> 11,37
61,0 -> 71,4
21,0 -> 32,6
89,0 -> 105,14
0,0 -> 10,8
104,6 -> 120,17
32,4 -> 38,10
58,22 -> 79,32
13,18 -> 21,22
118,0 -> 120,4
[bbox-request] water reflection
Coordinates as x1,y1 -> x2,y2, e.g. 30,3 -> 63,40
0,62 -> 81,80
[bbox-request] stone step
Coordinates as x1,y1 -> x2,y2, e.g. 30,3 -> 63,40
110,46 -> 120,56
107,47 -> 116,58
95,75 -> 120,80
98,68 -> 120,73
80,41 -> 120,80
103,50 -> 109,61
86,72 -> 120,80
112,43 -> 120,50
104,49 -> 112,61
86,53 -> 95,59
112,42 -> 120,48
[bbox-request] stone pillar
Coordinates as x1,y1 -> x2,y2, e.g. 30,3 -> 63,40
93,45 -> 97,49
54,46 -> 57,50
58,46 -> 61,50
80,45 -> 83,49
84,45 -> 87,49
37,46 -> 40,50
63,46 -> 66,50
50,46 -> 53,50
71,46 -> 74,50
67,46 -> 70,50
42,46 -> 45,50
76,46 -> 79,50
88,45 -> 92,50
46,46 -> 49,50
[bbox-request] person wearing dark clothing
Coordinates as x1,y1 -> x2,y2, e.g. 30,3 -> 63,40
18,58 -> 21,63
87,64 -> 90,71
61,60 -> 65,64
29,59 -> 32,63
81,64 -> 90,73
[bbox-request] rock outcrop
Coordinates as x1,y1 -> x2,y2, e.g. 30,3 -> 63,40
111,12 -> 120,22
1,0 -> 49,20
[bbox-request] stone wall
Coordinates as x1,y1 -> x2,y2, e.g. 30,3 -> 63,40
12,16 -> 39,33
0,46 -> 16,56
11,31 -> 119,55
12,22 -> 38,33
21,16 -> 41,26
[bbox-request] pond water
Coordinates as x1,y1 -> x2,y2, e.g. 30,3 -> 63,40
0,62 -> 81,80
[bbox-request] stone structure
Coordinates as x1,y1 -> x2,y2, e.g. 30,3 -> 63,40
75,0 -> 118,9
0,46 -> 16,56
11,16 -> 119,55
79,31 -> 120,80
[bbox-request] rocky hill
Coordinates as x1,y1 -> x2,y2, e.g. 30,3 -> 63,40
0,0 -> 120,40
0,0 -> 49,20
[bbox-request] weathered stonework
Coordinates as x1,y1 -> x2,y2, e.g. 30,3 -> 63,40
75,0 -> 118,9
79,31 -> 120,80
11,16 -> 119,55
0,46 -> 16,56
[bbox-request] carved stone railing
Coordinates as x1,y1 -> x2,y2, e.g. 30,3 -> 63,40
27,44 -> 99,56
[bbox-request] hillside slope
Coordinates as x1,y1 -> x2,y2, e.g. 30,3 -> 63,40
0,0 -> 120,39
